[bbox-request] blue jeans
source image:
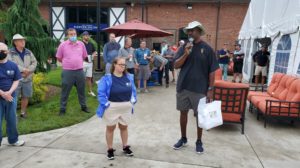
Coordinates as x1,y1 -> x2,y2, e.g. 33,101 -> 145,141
219,64 -> 228,81
0,97 -> 19,145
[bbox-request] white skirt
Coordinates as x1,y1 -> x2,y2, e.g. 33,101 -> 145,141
103,101 -> 132,126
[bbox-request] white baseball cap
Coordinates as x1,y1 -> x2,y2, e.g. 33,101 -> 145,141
183,21 -> 206,36
12,34 -> 26,41
0,42 -> 8,51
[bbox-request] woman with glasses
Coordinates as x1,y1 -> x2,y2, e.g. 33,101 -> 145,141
97,57 -> 137,160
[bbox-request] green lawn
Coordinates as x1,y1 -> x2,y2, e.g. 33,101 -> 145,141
2,68 -> 100,136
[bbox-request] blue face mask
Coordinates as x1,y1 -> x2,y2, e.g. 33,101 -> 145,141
69,36 -> 77,42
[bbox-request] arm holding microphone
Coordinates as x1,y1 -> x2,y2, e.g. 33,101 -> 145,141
174,42 -> 193,69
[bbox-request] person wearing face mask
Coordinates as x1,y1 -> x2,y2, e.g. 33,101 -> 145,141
103,33 -> 121,74
173,21 -> 219,154
7,34 -> 37,119
0,42 -> 25,147
56,28 -> 90,116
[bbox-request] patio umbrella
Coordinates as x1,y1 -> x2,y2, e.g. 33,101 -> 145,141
103,19 -> 173,38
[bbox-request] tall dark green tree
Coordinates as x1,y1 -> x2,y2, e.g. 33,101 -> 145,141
0,0 -> 58,72
0,0 -> 7,24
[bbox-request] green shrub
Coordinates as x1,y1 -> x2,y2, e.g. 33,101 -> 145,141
29,73 -> 48,105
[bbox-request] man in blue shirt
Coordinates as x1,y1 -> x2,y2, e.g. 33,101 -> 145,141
218,43 -> 230,81
103,33 -> 121,74
0,42 -> 25,147
135,40 -> 151,93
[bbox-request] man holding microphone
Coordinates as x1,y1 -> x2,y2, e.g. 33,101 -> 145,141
173,21 -> 219,154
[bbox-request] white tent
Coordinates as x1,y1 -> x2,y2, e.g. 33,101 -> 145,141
238,0 -> 300,83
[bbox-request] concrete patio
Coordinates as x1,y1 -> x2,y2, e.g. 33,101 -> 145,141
1,84 -> 300,168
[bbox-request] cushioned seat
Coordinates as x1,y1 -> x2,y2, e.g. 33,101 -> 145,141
247,91 -> 270,101
247,73 -> 284,101
222,113 -> 241,122
250,95 -> 278,107
213,80 -> 249,134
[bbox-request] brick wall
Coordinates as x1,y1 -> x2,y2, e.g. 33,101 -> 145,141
127,2 -> 248,51
1,2 -> 248,51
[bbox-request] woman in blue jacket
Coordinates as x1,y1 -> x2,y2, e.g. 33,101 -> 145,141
97,57 -> 137,160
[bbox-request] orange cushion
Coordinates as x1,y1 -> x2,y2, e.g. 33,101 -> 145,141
271,75 -> 297,100
247,91 -> 270,101
285,79 -> 300,102
266,73 -> 285,95
222,113 -> 242,122
215,68 -> 222,81
258,101 -> 300,117
250,96 -> 278,107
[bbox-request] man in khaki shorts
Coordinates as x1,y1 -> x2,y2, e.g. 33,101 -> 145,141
253,45 -> 270,85
8,34 -> 37,118
82,31 -> 97,97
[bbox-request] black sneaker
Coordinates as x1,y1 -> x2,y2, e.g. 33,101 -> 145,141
173,137 -> 187,150
107,149 -> 115,160
123,145 -> 134,156
81,106 -> 90,113
196,139 -> 204,154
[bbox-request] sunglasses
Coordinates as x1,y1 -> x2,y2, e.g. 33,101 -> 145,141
116,64 -> 126,67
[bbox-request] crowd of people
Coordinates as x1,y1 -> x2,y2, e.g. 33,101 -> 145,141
217,42 -> 270,84
0,19 -> 271,161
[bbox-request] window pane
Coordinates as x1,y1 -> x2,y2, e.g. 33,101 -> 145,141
78,8 -> 87,23
100,8 -> 108,24
87,7 -> 96,23
68,7 -> 77,23
274,35 -> 291,74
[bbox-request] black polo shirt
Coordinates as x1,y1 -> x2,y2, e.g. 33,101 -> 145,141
84,41 -> 96,55
175,41 -> 219,94
253,50 -> 270,66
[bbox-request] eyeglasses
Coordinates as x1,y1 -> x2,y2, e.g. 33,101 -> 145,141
117,64 -> 126,67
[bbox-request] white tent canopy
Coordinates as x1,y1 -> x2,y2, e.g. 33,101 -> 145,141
239,0 -> 300,40
238,0 -> 300,83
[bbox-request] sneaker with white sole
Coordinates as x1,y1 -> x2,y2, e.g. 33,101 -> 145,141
173,137 -> 187,150
123,145 -> 134,156
107,148 -> 115,160
88,91 -> 96,97
144,89 -> 149,93
196,139 -> 204,154
10,140 -> 25,146
137,88 -> 142,93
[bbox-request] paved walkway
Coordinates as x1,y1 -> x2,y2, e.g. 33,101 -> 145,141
1,84 -> 300,168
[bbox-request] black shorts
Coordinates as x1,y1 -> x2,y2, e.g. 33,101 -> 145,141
166,61 -> 174,71
233,62 -> 243,73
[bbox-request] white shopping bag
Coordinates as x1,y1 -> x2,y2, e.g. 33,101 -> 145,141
197,97 -> 223,130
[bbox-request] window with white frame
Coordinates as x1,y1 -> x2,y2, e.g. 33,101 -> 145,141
274,35 -> 291,74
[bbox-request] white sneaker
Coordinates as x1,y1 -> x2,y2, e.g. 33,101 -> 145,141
10,140 -> 25,146
144,89 -> 149,93
88,91 -> 96,97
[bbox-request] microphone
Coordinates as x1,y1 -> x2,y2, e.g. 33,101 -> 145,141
188,37 -> 194,53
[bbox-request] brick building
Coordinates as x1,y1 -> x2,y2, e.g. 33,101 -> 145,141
2,0 -> 249,51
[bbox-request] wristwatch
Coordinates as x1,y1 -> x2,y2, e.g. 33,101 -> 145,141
208,86 -> 214,91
